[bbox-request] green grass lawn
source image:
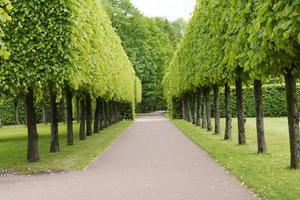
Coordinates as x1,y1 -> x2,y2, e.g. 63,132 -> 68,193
170,117 -> 300,200
0,121 -> 132,174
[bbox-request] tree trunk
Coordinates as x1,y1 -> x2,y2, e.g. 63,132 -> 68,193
102,100 -> 108,128
94,98 -> 100,133
254,80 -> 266,153
206,87 -> 212,132
213,84 -> 220,134
236,78 -> 246,145
42,105 -> 48,125
182,97 -> 185,120
202,88 -> 207,129
98,99 -> 103,130
187,95 -> 193,123
13,98 -> 19,125
284,67 -> 300,169
79,97 -> 86,140
66,85 -> 73,146
50,86 -> 59,153
60,96 -> 66,124
86,94 -> 92,136
224,83 -> 232,140
193,93 -> 198,124
196,88 -> 202,127
76,97 -> 80,123
25,88 -> 39,162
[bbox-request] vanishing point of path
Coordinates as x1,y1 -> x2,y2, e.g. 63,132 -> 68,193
0,113 -> 258,200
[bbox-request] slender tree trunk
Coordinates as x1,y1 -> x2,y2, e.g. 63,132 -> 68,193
202,88 -> 207,129
79,97 -> 86,140
197,88 -> 202,127
236,78 -> 246,144
193,93 -> 198,124
25,88 -> 39,162
182,97 -> 185,120
50,86 -> 59,153
187,94 -> 193,123
284,67 -> 300,169
76,97 -> 80,123
86,94 -> 92,136
254,80 -> 266,153
66,85 -> 73,146
206,87 -> 212,131
224,83 -> 232,140
94,98 -> 100,133
60,96 -> 66,124
106,101 -> 110,126
13,98 -> 19,125
98,99 -> 103,130
42,105 -> 48,125
102,100 -> 108,128
214,84 -> 221,134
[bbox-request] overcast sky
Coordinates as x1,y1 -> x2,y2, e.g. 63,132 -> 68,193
130,0 -> 196,21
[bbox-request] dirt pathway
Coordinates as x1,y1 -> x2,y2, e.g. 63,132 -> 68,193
0,113 -> 258,200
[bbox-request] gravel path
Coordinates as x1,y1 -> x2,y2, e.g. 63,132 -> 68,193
0,113 -> 258,200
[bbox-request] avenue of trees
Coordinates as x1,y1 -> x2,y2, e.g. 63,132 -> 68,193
163,0 -> 300,169
102,0 -> 186,112
0,0 -> 142,162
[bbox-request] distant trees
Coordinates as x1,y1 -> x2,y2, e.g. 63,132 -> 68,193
0,0 -> 141,162
164,0 -> 300,169
102,0 -> 186,112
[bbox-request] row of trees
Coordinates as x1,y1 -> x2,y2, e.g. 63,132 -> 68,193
163,0 -> 300,169
102,0 -> 187,112
0,0 -> 142,162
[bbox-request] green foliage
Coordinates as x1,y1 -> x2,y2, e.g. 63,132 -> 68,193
1,0 -> 137,104
135,77 -> 142,103
0,0 -> 12,59
164,0 -> 300,102
103,0 -> 185,112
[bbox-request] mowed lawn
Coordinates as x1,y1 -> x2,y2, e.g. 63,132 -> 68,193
170,117 -> 300,200
0,121 -> 132,174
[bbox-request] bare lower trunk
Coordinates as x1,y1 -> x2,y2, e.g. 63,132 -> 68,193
213,84 -> 220,134
94,98 -> 100,133
182,97 -> 186,120
187,95 -> 193,122
193,93 -> 198,125
285,67 -> 300,169
66,85 -> 73,146
197,88 -> 202,127
206,87 -> 212,132
236,78 -> 246,145
79,98 -> 86,140
86,94 -> 92,136
76,97 -> 80,123
224,83 -> 232,140
25,88 -> 39,162
102,100 -> 108,128
50,86 -> 59,153
42,105 -> 48,125
202,88 -> 207,129
254,80 -> 266,153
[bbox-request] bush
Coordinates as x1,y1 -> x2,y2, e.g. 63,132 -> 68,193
218,85 -> 298,118
171,84 -> 300,119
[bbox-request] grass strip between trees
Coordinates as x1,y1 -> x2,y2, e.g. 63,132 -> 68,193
0,121 -> 132,174
170,117 -> 300,200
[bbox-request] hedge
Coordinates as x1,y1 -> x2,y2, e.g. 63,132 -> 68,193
171,84 -> 300,119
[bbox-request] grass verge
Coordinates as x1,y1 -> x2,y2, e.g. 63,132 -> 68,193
170,118 -> 300,200
0,121 -> 132,174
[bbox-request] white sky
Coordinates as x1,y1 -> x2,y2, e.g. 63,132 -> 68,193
130,0 -> 196,21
